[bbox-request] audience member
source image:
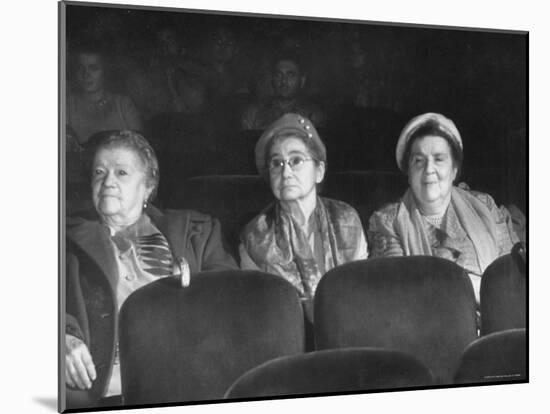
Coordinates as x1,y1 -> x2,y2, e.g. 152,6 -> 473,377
241,54 -> 325,130
67,46 -> 143,144
67,43 -> 143,145
125,26 -> 206,121
194,26 -> 250,100
368,113 -> 519,304
65,130 -> 237,409
239,114 -> 368,323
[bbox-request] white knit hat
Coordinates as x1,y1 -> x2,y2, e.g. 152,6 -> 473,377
395,112 -> 462,171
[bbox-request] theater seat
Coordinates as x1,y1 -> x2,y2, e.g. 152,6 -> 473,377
166,171 -> 407,258
323,171 -> 407,229
167,175 -> 272,257
224,347 -> 434,399
314,256 -> 478,385
323,105 -> 406,172
480,252 -> 526,336
454,328 -> 527,384
64,388 -> 97,411
119,270 -> 305,405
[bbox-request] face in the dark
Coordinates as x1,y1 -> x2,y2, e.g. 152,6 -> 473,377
211,29 -> 236,63
272,59 -> 303,99
75,53 -> 104,94
156,28 -> 180,57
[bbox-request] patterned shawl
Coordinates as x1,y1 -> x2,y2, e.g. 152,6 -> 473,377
395,187 -> 500,272
241,197 -> 366,298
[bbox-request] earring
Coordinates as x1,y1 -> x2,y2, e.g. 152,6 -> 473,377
143,200 -> 148,210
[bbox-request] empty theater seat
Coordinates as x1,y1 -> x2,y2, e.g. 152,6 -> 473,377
224,347 -> 434,399
454,328 -> 527,384
167,175 -> 272,257
323,171 -> 407,227
119,270 -> 305,405
480,251 -> 526,336
166,171 -> 407,258
323,106 -> 407,172
314,256 -> 478,384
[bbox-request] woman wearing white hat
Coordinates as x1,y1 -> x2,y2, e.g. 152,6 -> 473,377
368,112 -> 518,304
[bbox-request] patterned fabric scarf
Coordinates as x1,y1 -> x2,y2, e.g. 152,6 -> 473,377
241,197 -> 365,298
110,214 -> 174,277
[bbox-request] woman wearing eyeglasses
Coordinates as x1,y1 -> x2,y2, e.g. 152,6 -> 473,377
239,114 -> 368,305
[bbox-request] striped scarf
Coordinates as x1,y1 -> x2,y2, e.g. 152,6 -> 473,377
111,214 -> 174,277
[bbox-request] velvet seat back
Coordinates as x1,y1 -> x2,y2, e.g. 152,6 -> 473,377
167,171 -> 407,258
225,347 -> 434,399
454,328 -> 527,384
323,171 -> 407,229
480,253 -> 526,336
119,270 -> 305,405
314,256 -> 478,384
167,175 -> 272,258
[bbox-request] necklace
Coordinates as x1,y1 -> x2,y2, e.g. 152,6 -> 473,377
424,213 -> 444,228
88,96 -> 110,112
77,91 -> 110,112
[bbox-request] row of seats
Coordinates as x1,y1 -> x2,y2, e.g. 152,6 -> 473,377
66,171 -> 409,256
143,108 -> 522,194
117,254 -> 526,406
226,328 -> 527,399
166,172 -> 408,257
67,170 -> 521,256
146,110 -> 405,176
142,109 -> 523,206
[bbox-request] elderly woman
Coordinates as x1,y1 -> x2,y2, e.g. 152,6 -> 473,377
239,113 -> 368,301
368,113 -> 518,303
65,130 -> 237,409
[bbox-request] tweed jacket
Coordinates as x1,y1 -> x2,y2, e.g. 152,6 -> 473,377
65,206 -> 237,400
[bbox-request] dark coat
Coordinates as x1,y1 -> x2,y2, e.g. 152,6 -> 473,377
65,207 -> 237,401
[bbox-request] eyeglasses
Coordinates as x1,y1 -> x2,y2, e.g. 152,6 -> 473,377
268,155 -> 315,173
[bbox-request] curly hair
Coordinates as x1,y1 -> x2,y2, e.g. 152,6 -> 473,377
84,130 -> 160,202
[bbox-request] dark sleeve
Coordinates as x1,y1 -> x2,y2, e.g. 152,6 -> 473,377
65,251 -> 89,344
200,217 -> 239,271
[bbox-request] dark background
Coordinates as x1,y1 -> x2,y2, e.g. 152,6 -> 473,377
65,3 -> 527,211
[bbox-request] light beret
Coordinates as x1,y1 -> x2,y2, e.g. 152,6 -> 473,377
255,113 -> 326,175
395,112 -> 462,171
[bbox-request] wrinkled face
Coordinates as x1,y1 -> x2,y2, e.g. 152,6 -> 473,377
408,135 -> 457,211
268,137 -> 325,203
91,146 -> 153,223
272,60 -> 302,99
76,53 -> 104,93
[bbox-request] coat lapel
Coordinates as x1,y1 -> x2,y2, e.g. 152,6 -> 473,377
147,206 -> 199,272
67,219 -> 119,289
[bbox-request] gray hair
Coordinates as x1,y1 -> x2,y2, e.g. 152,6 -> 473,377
85,130 -> 159,202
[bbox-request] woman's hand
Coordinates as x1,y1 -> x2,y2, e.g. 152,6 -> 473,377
65,334 -> 97,390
